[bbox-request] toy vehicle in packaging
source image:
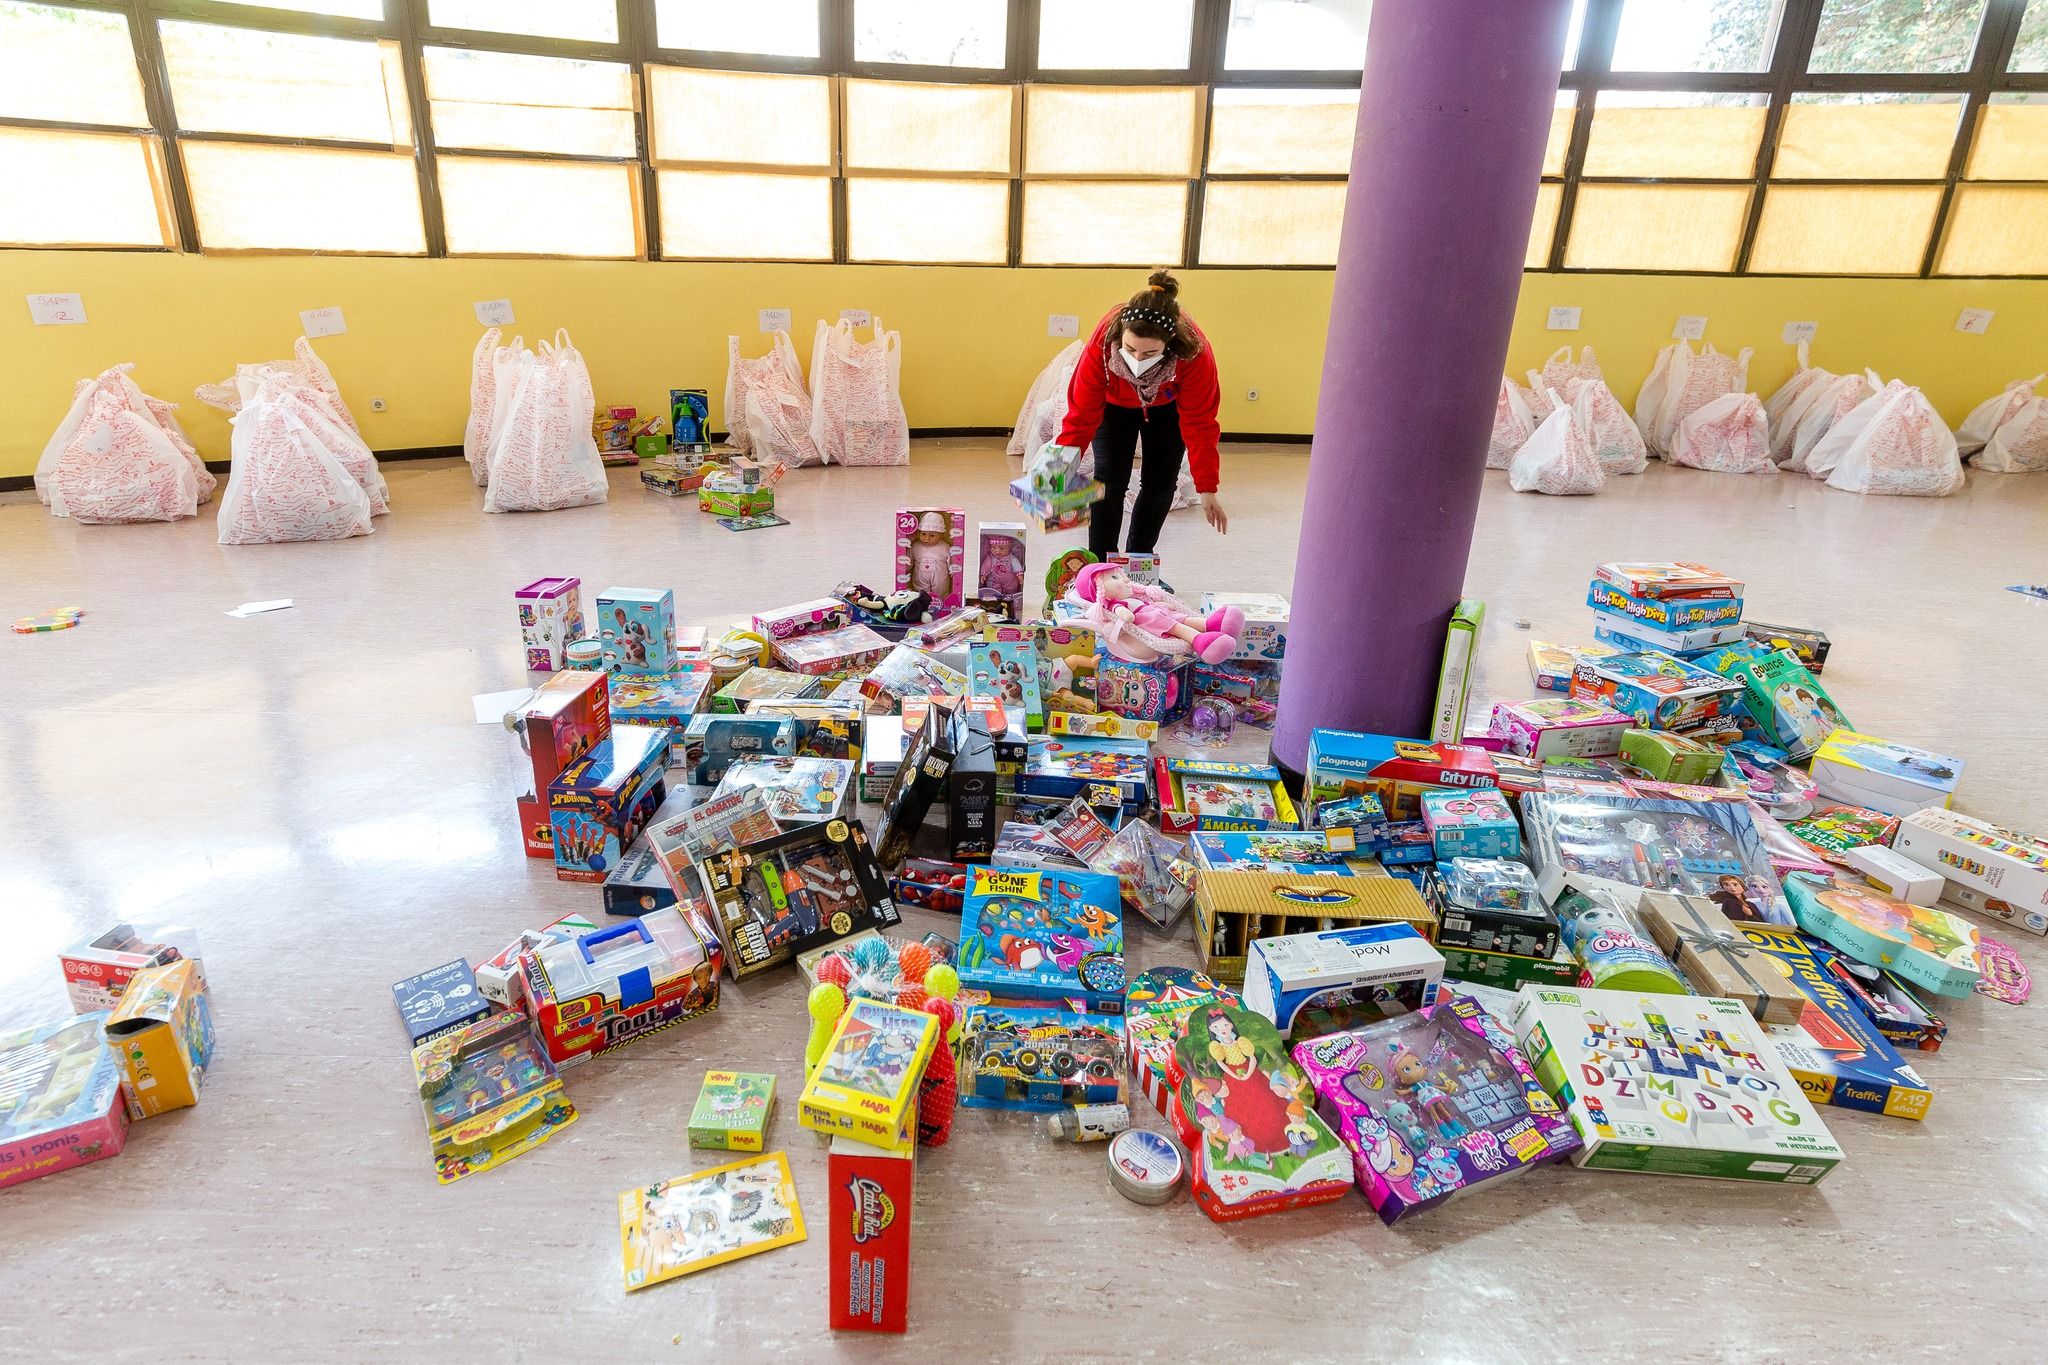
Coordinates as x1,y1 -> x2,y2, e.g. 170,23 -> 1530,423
961,1003 -> 1125,1111
412,1011 -> 577,1182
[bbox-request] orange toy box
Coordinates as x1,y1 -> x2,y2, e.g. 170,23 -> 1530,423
511,669 -> 613,857
829,1136 -> 917,1333
515,906 -> 721,1067
104,959 -> 215,1120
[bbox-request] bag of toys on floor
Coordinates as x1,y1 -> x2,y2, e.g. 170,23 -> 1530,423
480,331 -> 610,513
215,372 -> 377,545
1558,367 -> 1647,476
1957,374 -> 2048,475
464,327 -> 510,487
1635,340 -> 1752,459
727,330 -> 823,467
1668,391 -> 1774,474
1508,384 -> 1605,495
35,364 -> 210,524
1009,338 -> 1085,458
1486,376 -> 1536,470
809,317 -> 909,467
197,336 -> 391,524
1808,378 -> 1965,497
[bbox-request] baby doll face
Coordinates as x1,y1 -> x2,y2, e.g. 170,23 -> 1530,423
1392,1050 -> 1427,1087
1094,568 -> 1134,600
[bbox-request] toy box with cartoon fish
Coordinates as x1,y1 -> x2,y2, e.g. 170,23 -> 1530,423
957,866 -> 1126,1013
0,1014 -> 130,1191
799,997 -> 939,1152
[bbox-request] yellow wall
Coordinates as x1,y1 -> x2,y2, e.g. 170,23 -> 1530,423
2,248 -> 2042,479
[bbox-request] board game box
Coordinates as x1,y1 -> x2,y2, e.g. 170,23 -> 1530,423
798,998 -> 939,1151
957,866 -> 1126,1013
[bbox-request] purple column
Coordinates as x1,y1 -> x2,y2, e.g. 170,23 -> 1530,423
1273,0 -> 1571,775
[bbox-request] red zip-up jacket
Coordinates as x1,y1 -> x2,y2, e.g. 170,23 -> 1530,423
1057,307 -> 1221,493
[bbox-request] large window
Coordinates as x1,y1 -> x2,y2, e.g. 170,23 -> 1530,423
5,0 -> 2045,276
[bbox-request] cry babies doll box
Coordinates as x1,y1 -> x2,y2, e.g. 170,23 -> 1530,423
1293,992 -> 1579,1223
957,866 -> 1127,1013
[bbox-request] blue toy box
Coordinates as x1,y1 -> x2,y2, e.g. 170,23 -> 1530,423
609,669 -> 713,764
1585,579 -> 1743,630
392,959 -> 491,1045
1094,647 -> 1195,725
595,586 -> 679,676
957,866 -> 1126,1013
548,724 -> 671,884
1568,650 -> 1744,732
1021,736 -> 1150,814
1590,616 -> 1748,658
1420,787 -> 1522,861
959,1003 -> 1126,1112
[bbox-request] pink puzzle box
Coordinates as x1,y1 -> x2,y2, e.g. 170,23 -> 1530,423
1489,697 -> 1635,760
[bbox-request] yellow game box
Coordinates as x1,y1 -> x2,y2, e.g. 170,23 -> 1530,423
797,998 -> 937,1153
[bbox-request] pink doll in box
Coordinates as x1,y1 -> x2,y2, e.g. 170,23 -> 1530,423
904,511 -> 958,603
979,534 -> 1024,603
1067,562 -> 1243,665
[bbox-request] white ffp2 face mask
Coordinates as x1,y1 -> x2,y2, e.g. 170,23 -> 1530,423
1120,347 -> 1164,376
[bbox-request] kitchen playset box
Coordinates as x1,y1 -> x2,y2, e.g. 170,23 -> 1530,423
957,866 -> 1127,1013
1810,728 -> 1963,817
799,996 -> 939,1152
515,576 -> 586,672
104,958 -> 214,1120
515,905 -> 723,1066
1302,730 -> 1498,823
594,586 -> 678,675
1487,698 -> 1634,761
1510,985 -> 1845,1184
1295,992 -> 1581,1223
1242,922 -> 1446,1039
1156,757 -> 1298,834
0,1013 -> 130,1191
549,725 -> 671,884
1568,651 -> 1743,732
1194,869 -> 1438,985
697,817 -> 901,978
60,922 -> 199,1014
1419,787 -> 1522,860
828,1135 -> 917,1334
411,1011 -> 577,1182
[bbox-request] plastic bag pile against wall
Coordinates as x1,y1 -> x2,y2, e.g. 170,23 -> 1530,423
1670,392 -> 1775,474
1957,375 -> 2048,474
216,374 -> 375,545
197,337 -> 389,517
1635,341 -> 1752,458
1509,385 -> 1606,495
1811,379 -> 1966,497
479,331 -> 610,513
810,317 -> 909,466
36,365 -> 207,524
726,331 -> 823,467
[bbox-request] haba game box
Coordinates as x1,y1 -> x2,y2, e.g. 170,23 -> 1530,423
957,866 -> 1127,1013
1510,986 -> 1845,1184
798,998 -> 939,1152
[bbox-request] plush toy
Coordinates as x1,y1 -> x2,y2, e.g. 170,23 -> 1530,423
1066,562 -> 1243,665
835,581 -> 935,626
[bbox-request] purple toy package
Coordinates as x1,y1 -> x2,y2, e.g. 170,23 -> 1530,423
1291,992 -> 1579,1224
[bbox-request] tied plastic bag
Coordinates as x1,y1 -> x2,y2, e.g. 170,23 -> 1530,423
1532,344 -> 1602,391
217,375 -> 374,544
196,340 -> 389,514
1565,375 -> 1647,475
41,380 -> 201,524
727,331 -> 823,467
37,364 -> 213,518
1670,392 -> 1774,474
1487,376 -> 1536,469
1509,386 -> 1605,495
809,317 -> 910,466
1815,380 -> 1965,497
482,331 -> 609,513
464,327 -> 505,486
1009,340 -> 1085,456
1783,370 -> 1877,476
1636,341 -> 1752,458
1959,376 -> 2048,473
1764,340 -> 1829,436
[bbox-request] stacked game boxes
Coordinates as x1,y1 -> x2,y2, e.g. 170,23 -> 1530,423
1584,561 -> 1745,661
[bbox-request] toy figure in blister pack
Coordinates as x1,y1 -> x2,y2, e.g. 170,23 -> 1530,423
904,511 -> 957,602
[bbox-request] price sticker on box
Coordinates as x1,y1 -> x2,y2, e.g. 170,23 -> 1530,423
26,293 -> 86,326
299,306 -> 347,338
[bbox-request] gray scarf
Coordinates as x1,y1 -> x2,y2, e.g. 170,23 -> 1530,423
1107,343 -> 1178,410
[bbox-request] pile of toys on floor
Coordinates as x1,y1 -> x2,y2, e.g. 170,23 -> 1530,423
14,543 -> 2039,1329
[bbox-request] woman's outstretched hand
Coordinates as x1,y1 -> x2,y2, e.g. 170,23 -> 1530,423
1201,491 -> 1228,533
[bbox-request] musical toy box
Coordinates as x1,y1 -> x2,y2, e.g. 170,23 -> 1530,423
958,866 -> 1126,1013
516,905 -> 722,1066
799,997 -> 939,1152
515,576 -> 585,671
103,958 -> 214,1119
1487,697 -> 1634,761
1419,787 -> 1521,860
1243,921 -> 1445,1039
0,1014 -> 130,1191
549,725 -> 671,884
1510,985 -> 1844,1184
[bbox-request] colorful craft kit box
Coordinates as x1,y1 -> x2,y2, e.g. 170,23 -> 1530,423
799,997 -> 939,1152
1022,736 -> 1150,814
60,923 -> 197,1014
1302,730 -> 1498,822
1420,787 -> 1521,860
1810,728 -> 1963,817
103,959 -> 214,1119
1894,807 -> 2048,919
896,507 -> 967,613
828,1136 -> 916,1333
960,1003 -> 1125,1111
1569,650 -> 1743,732
1198,591 -> 1289,662
515,576 -> 585,671
688,1070 -> 776,1151
1510,985 -> 1845,1184
1785,873 -> 1981,998
594,586 -> 678,675
1195,870 -> 1438,984
392,959 -> 491,1046
958,866 -> 1127,1012
1488,697 -> 1634,760
609,670 -> 713,758
1295,992 -> 1580,1222
1157,757 -> 1298,834
517,906 -> 721,1066
412,1011 -> 577,1182
1243,922 -> 1445,1038
549,724 -> 671,884
0,1014 -> 130,1191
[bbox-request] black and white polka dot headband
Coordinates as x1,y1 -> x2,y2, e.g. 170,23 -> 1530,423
1121,307 -> 1176,331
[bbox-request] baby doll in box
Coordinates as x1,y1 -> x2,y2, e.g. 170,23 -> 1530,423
1065,563 -> 1243,666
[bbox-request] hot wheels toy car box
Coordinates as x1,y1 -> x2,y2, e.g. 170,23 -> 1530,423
516,906 -> 722,1066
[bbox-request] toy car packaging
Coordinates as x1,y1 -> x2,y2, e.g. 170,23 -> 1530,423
517,906 -> 723,1065
412,1011 -> 577,1183
957,866 -> 1126,1013
697,818 -> 901,979
960,1003 -> 1125,1112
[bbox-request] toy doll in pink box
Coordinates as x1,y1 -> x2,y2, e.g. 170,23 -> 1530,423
1067,562 -> 1243,666
897,509 -> 965,612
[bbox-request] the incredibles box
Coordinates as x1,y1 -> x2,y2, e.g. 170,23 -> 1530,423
515,667 -> 613,796
515,906 -> 722,1067
829,1136 -> 916,1334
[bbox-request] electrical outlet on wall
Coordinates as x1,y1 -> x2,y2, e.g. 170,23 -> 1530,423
370,397 -> 387,412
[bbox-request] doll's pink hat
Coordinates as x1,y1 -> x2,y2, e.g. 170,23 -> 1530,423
1072,561 -> 1117,602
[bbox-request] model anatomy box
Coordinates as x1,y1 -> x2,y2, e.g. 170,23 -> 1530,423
829,1136 -> 916,1333
1510,985 -> 1845,1184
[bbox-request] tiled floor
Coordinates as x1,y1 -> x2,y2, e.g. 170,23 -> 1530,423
4,442 -> 2045,1362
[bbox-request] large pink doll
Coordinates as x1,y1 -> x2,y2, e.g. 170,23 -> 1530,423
1066,562 -> 1243,665
905,511 -> 956,603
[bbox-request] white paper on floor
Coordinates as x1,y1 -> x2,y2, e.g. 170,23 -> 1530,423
473,687 -> 539,724
225,599 -> 294,618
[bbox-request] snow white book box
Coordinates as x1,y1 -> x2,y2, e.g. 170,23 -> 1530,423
1172,1000 -> 1351,1222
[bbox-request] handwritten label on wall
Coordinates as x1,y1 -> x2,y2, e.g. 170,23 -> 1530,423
839,308 -> 871,326
26,293 -> 86,325
299,306 -> 347,338
1671,315 -> 1708,341
474,299 -> 515,326
1546,306 -> 1582,331
1782,321 -> 1817,344
759,308 -> 792,333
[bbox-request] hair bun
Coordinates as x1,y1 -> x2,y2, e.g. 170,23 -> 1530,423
1145,269 -> 1179,299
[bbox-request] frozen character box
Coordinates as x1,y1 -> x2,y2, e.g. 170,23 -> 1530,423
1520,793 -> 1789,926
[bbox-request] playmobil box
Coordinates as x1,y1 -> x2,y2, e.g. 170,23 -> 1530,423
957,866 -> 1126,1012
1156,757 -> 1299,834
1528,640 -> 1619,694
1419,787 -> 1521,860
1022,736 -> 1150,814
103,959 -> 214,1119
754,597 -> 853,643
1488,697 -> 1634,760
549,725 -> 671,884
515,576 -> 585,671
60,923 -> 198,1014
0,1014 -> 130,1191
515,667 -> 612,795
800,997 -> 939,1152
1510,985 -> 1844,1184
1304,730 -> 1499,823
594,586 -> 678,676
1438,941 -> 1579,991
774,623 -> 894,679
1243,921 -> 1445,1038
1295,992 -> 1580,1223
1195,870 -> 1438,984
608,670 -> 713,761
1587,578 -> 1743,630
1198,591 -> 1289,662
1731,922 -> 1935,1121
1811,729 -> 1962,817
1569,651 -> 1742,732
516,906 -> 722,1066
828,1136 -> 917,1333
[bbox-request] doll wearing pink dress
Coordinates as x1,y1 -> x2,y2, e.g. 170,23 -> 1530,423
1066,562 -> 1243,665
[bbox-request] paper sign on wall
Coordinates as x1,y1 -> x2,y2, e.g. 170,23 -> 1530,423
1782,321 -> 1818,344
839,308 -> 871,326
300,307 -> 347,338
1671,315 -> 1708,341
474,299 -> 515,326
1955,308 -> 1994,335
1546,306 -> 1582,331
759,308 -> 792,333
26,293 -> 86,325
1048,314 -> 1079,338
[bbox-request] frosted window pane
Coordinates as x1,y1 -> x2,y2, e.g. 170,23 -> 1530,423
1545,94 -> 1576,177
1199,181 -> 1345,266
1564,184 -> 1750,271
855,0 -> 1007,69
1022,181 -> 1187,265
1774,96 -> 1963,180
162,22 -> 412,144
655,0 -> 820,58
1583,94 -> 1767,178
440,157 -> 638,258
1025,86 -> 1201,177
1937,185 -> 2048,275
647,67 -> 833,168
1809,0 -> 1986,73
1223,0 -> 1371,71
848,178 -> 1009,262
0,128 -> 167,247
658,170 -> 831,259
427,0 -> 618,43
845,80 -> 1013,173
1967,98 -> 2048,179
1207,88 -> 1357,175
184,142 -> 425,253
1750,184 -> 1941,273
0,3 -> 147,126
425,48 -> 636,158
1613,0 -> 1781,73
1528,182 -> 1562,268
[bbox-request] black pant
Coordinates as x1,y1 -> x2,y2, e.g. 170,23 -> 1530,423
1087,401 -> 1183,560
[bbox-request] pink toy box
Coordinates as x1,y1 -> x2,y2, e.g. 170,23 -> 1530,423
773,623 -> 895,679
976,522 -> 1027,624
516,577 -> 586,672
0,1014 -> 131,1190
1292,992 -> 1580,1223
896,508 -> 966,613
1488,697 -> 1635,760
1419,787 -> 1522,860
754,598 -> 853,644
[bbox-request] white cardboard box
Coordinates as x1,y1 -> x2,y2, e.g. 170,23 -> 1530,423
1843,845 -> 1942,906
1891,807 -> 2048,921
1811,729 -> 1961,817
1242,921 -> 1444,1036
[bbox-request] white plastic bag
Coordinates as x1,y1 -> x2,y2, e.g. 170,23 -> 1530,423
809,317 -> 909,466
1533,345 -> 1601,391
1817,380 -> 1965,497
195,341 -> 386,512
1566,375 -> 1647,475
464,327 -> 502,486
483,333 -> 610,513
294,336 -> 361,436
1509,386 -> 1605,495
1669,392 -> 1774,474
1784,371 -> 1877,476
1637,341 -> 1751,458
1010,340 -> 1084,456
1487,377 -> 1536,469
43,381 -> 201,524
217,376 -> 374,544
1764,341 -> 1828,435
728,331 -> 822,467
1960,376 -> 2048,472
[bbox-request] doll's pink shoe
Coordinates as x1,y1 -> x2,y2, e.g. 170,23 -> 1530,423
1205,606 -> 1246,637
1194,631 -> 1238,665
